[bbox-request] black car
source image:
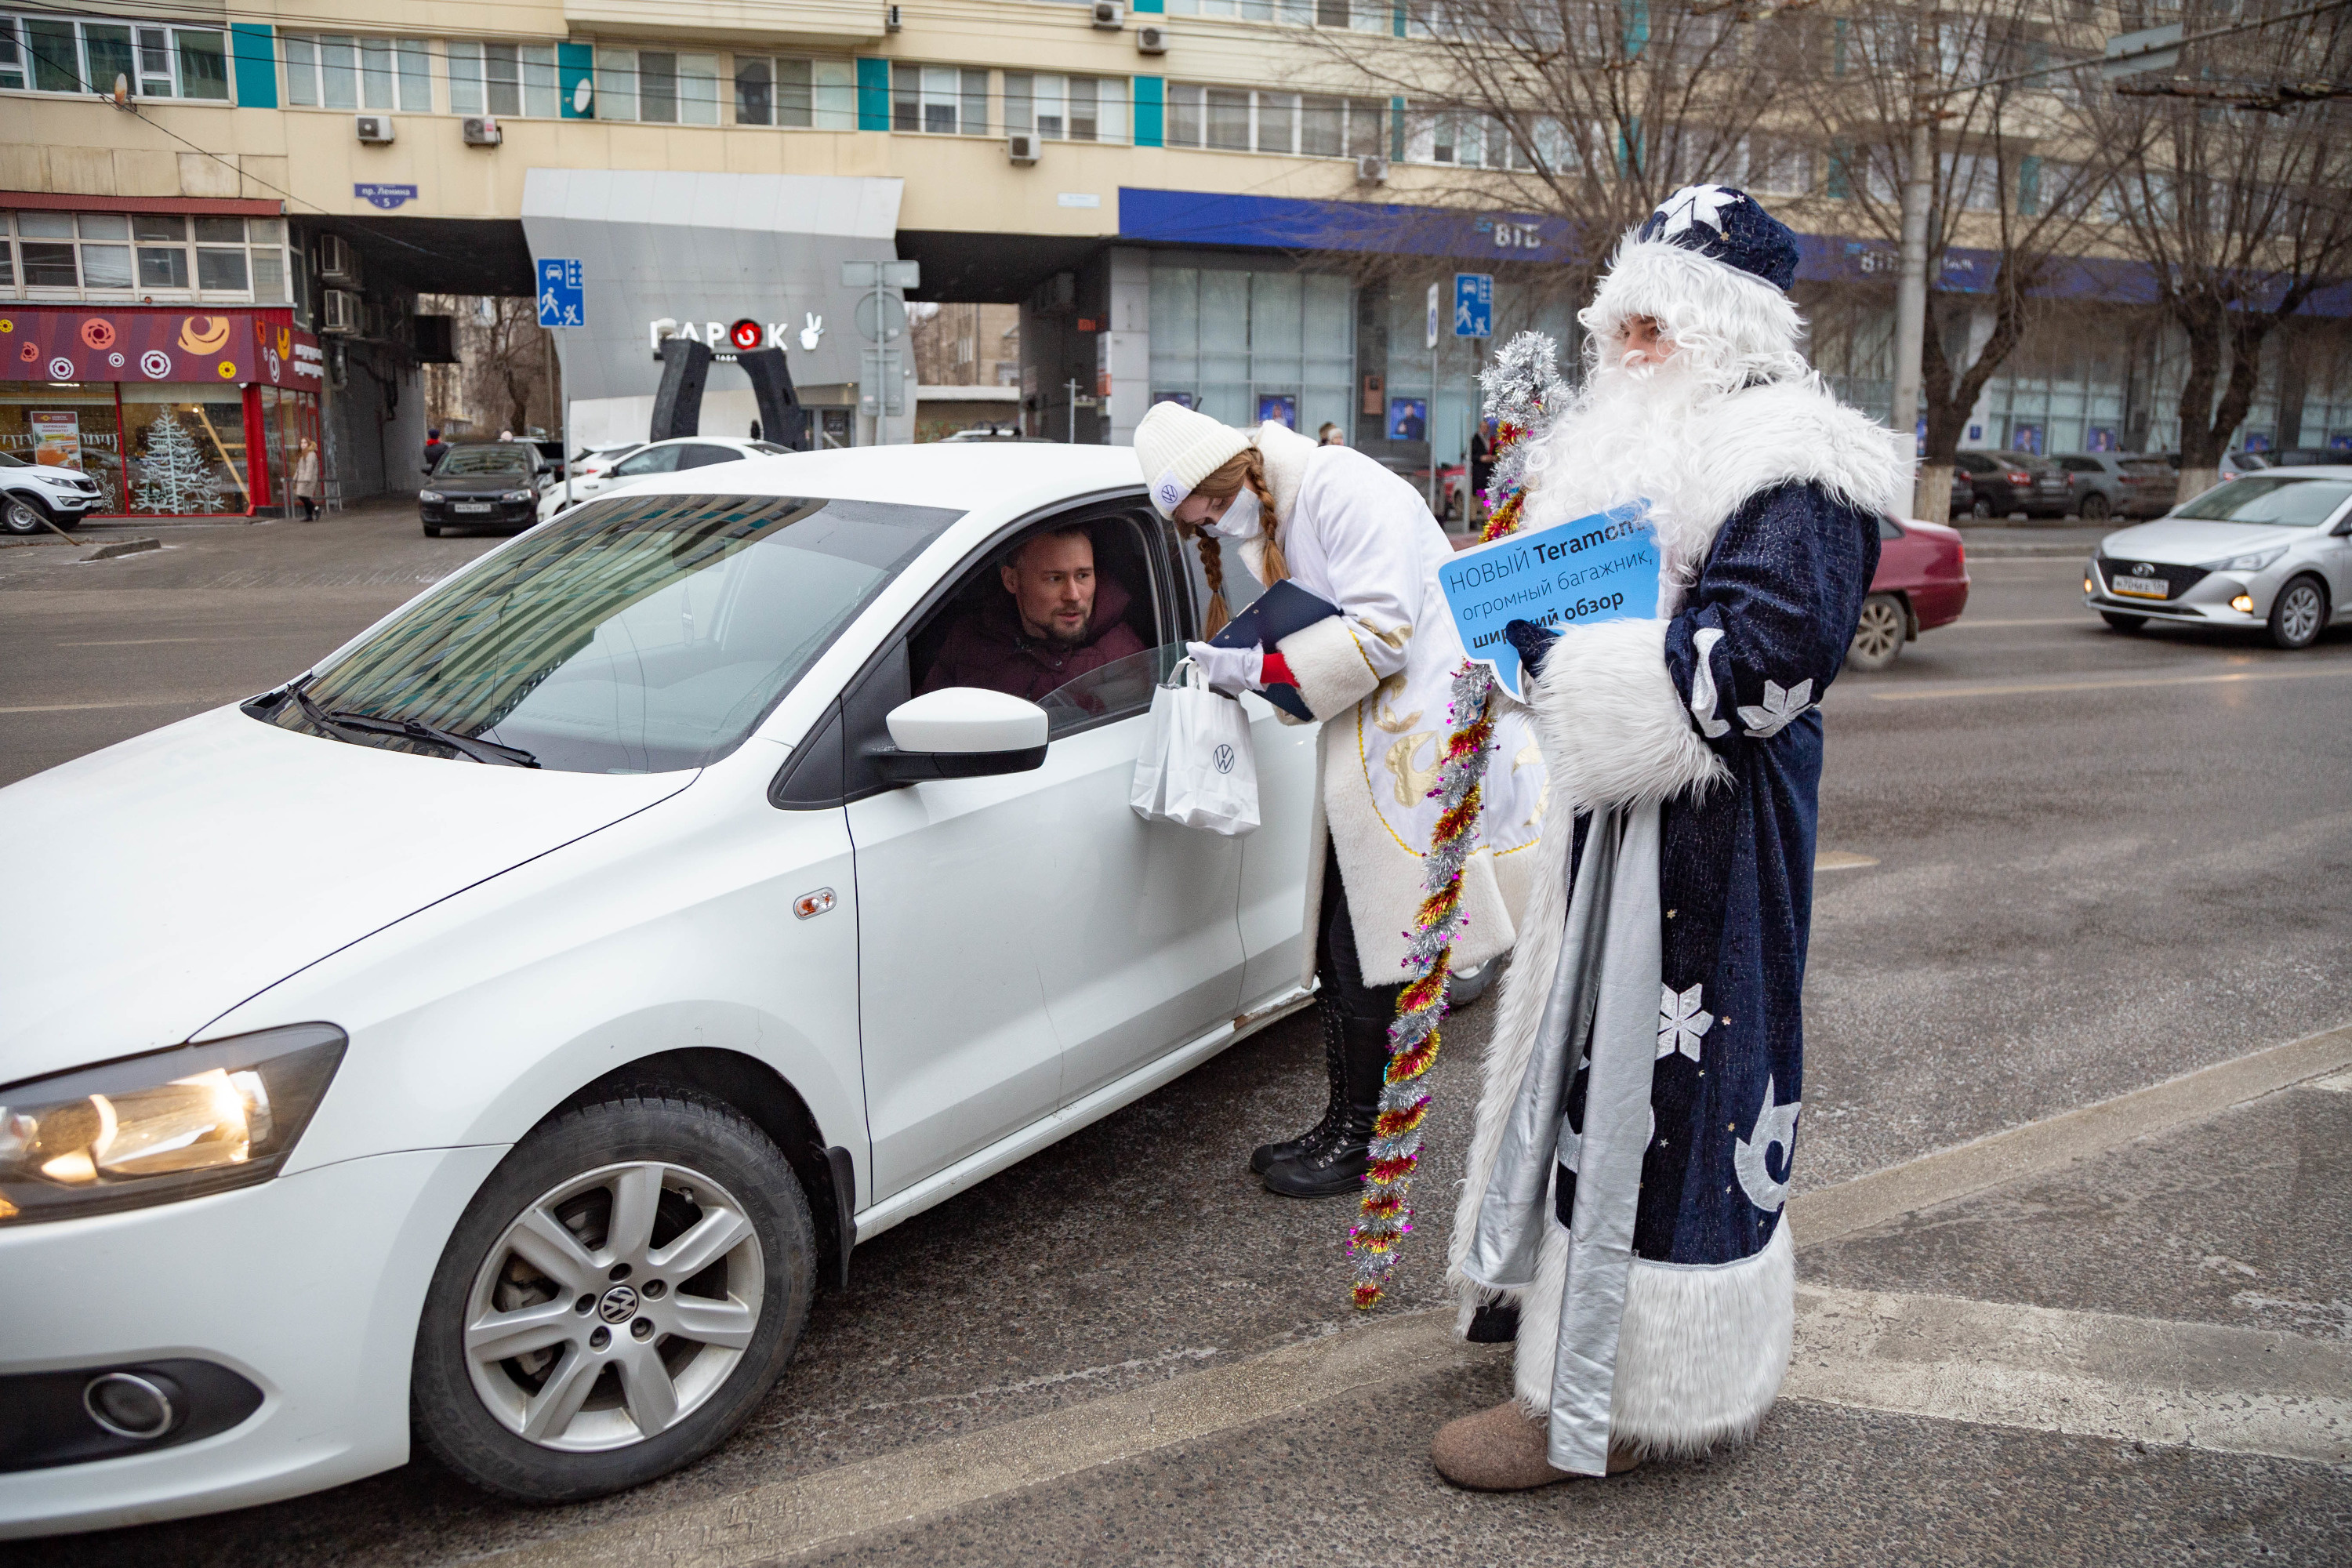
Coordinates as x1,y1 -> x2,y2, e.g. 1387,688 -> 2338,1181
419,442 -> 546,536
1949,449 -> 2071,518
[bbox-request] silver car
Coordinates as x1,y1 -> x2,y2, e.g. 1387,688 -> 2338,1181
2086,466 -> 2352,650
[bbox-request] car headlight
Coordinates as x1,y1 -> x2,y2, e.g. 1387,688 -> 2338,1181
2204,546 -> 2287,573
503,489 -> 534,503
419,490 -> 443,503
0,1023 -> 344,1227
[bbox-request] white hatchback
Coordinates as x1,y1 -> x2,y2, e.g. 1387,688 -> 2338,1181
536,436 -> 791,524
0,445 -> 1318,1535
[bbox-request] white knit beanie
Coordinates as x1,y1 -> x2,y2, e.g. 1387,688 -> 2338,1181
1133,401 -> 1252,517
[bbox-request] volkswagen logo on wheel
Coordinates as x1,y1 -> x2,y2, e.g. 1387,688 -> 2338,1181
1213,743 -> 1236,775
597,1284 -> 639,1323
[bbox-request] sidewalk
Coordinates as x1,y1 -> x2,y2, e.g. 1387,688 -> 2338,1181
1953,523 -> 2111,559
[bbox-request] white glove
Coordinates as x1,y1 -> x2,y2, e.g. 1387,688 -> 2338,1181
1185,641 -> 1262,697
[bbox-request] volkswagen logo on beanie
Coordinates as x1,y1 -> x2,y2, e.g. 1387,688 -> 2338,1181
1635,184 -> 1802,293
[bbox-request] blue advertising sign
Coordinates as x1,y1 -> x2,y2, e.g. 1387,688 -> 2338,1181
1454,272 -> 1493,338
536,258 -> 586,328
1388,397 -> 1427,442
1256,393 -> 1298,429
354,183 -> 417,210
1439,506 -> 1660,701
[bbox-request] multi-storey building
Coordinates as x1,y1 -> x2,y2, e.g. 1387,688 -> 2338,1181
2,2 -> 2344,517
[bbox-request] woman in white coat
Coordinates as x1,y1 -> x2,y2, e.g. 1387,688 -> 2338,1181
1132,402 -> 1547,1196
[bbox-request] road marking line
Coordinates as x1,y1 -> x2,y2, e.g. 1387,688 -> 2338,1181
1815,851 -> 1880,870
0,696 -> 244,714
1868,664 -> 2352,701
483,1024 -> 2352,1568
54,637 -> 218,647
1933,616 -> 2095,629
1790,1022 -> 2352,1248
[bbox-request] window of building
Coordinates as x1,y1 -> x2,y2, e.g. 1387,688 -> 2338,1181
1005,73 -> 1127,143
0,211 -> 289,303
892,63 -> 990,134
1166,85 -> 1380,157
452,41 -> 561,118
0,12 -> 228,100
593,48 -> 718,124
1741,136 -> 1812,196
283,34 -> 432,112
1162,0 -> 1335,20
1149,266 -> 1353,437
735,56 -> 860,128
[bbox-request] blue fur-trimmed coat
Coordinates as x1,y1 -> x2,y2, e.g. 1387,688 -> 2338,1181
1446,374 -> 1904,1454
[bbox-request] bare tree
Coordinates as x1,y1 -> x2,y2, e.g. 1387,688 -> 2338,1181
1783,0 -> 2140,517
2083,2 -> 2352,499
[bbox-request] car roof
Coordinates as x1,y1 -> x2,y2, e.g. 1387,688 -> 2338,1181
2225,463 -> 2352,479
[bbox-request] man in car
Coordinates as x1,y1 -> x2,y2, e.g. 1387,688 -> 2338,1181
920,525 -> 1145,702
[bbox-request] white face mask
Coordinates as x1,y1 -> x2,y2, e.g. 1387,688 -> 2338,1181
1204,485 -> 1262,541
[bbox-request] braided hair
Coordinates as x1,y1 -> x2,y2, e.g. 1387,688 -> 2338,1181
1181,448 -> 1288,638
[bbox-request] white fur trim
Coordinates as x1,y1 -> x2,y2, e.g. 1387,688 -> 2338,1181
1276,615 -> 1380,721
1253,420 -> 1318,527
1528,618 -> 1730,815
1503,1221 -> 1795,1457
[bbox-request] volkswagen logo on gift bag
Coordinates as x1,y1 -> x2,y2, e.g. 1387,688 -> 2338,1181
1213,743 -> 1236,775
1130,659 -> 1259,837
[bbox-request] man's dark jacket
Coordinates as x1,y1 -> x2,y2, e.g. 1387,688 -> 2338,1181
920,575 -> 1147,702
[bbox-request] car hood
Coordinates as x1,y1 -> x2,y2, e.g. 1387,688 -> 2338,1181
429,472 -> 537,493
0,706 -> 693,1087
2098,518 -> 2312,564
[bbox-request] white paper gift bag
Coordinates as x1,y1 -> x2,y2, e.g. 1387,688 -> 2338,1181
1131,659 -> 1258,837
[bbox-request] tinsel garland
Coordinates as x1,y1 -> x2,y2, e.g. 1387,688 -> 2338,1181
1348,330 -> 1567,1311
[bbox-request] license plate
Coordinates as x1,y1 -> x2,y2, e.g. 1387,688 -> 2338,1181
453,502 -> 492,514
2110,575 -> 2168,599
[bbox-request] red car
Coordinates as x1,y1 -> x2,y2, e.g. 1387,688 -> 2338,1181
1849,513 -> 1969,670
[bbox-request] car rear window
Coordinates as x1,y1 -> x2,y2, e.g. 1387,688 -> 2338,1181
259,492 -> 964,773
2172,476 -> 2352,527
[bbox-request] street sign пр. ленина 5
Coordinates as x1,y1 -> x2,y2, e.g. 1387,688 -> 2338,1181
537,259 -> 585,328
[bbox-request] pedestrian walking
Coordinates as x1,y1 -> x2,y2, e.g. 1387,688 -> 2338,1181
1432,185 -> 1903,1488
423,427 -> 447,470
1468,419 -> 1495,523
292,438 -> 322,521
1131,401 -> 1548,1198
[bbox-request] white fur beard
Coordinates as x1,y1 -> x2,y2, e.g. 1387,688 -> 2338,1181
1522,360 -> 1730,612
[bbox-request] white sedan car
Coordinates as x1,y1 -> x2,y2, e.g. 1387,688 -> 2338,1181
2085,466 -> 2352,649
536,436 -> 790,524
0,445 -> 1317,1535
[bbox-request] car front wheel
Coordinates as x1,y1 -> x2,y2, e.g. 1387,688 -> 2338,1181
2267,575 -> 2328,651
4,493 -> 53,535
412,1086 -> 815,1502
1846,592 -> 1907,672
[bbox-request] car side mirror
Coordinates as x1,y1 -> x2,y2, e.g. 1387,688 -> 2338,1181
865,687 -> 1048,783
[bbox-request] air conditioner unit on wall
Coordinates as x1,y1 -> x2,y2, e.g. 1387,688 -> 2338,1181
885,4 -> 902,30
354,114 -> 393,144
321,289 -> 363,336
1355,154 -> 1388,185
1093,1 -> 1123,27
1007,132 -> 1040,165
317,232 -> 360,286
1136,24 -> 1167,53
462,115 -> 502,147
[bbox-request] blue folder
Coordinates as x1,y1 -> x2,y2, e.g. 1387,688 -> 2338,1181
1208,579 -> 1340,721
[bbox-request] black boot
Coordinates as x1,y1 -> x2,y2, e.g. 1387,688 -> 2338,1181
1261,1021 -> 1388,1199
1250,997 -> 1348,1174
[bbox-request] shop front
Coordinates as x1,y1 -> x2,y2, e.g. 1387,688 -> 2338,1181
0,306 -> 321,517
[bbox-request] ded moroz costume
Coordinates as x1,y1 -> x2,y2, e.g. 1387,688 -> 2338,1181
1432,184 -> 1907,1488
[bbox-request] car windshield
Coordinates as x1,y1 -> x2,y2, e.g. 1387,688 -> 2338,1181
2172,476 -> 2352,527
435,446 -> 536,477
260,492 -> 964,772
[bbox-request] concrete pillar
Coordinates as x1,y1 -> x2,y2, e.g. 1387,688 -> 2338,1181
1105,247 -> 1151,448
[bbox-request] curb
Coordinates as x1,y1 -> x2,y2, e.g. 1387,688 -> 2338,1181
81,536 -> 162,561
1961,543 -> 2093,559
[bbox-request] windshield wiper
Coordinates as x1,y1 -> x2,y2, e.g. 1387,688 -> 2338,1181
289,678 -> 372,749
322,708 -> 539,768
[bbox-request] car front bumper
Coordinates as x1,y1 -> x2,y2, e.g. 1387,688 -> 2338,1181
2084,560 -> 2270,626
421,499 -> 537,528
0,1143 -> 505,1539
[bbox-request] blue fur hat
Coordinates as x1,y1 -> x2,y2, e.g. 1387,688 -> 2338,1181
1635,185 -> 1801,293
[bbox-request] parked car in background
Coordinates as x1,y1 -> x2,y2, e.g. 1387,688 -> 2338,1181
2145,450 -> 2265,481
419,443 -> 549,537
2086,466 -> 2352,650
2049,452 -> 2174,521
538,437 -> 790,523
2259,448 -> 2339,468
1950,450 -> 2071,518
0,444 -> 1323,1534
1948,466 -> 1974,519
938,423 -> 1047,442
1846,514 -> 1971,670
1,451 -> 110,535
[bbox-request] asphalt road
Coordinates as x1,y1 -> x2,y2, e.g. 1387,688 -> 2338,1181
4,506 -> 2347,1563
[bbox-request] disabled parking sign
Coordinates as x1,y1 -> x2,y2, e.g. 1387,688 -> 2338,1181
1439,504 -> 1659,700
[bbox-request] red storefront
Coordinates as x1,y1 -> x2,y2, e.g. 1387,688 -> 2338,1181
1,305 -> 322,517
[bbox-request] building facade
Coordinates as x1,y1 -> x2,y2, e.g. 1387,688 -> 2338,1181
5,2 -> 2345,513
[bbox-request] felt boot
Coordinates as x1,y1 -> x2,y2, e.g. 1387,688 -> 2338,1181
1260,1019 -> 1385,1199
1428,1402 -> 1642,1490
1249,996 -> 1348,1175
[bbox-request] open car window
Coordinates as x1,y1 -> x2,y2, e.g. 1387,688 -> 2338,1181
1034,644 -> 1189,739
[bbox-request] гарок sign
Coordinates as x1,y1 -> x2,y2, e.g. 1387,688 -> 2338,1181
1439,504 -> 1660,700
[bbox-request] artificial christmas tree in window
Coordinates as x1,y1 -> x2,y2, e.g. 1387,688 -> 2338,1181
132,408 -> 228,515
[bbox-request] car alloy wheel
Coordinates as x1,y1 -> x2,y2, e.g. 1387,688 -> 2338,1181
2268,575 -> 2327,651
1970,495 -> 1993,520
413,1087 -> 814,1501
2080,492 -> 2110,521
4,494 -> 50,535
463,1160 -> 764,1452
1846,591 -> 1906,672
